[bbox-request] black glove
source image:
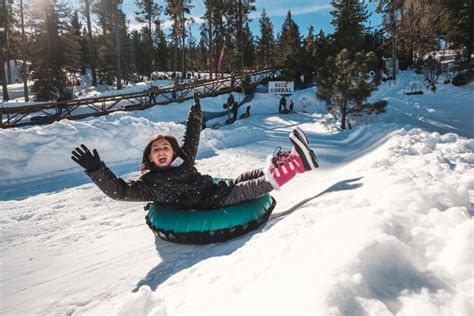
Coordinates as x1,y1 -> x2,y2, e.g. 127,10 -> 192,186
71,144 -> 101,172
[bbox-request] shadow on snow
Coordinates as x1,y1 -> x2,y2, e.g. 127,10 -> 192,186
133,177 -> 364,292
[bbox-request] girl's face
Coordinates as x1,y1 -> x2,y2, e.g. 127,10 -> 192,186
148,138 -> 174,169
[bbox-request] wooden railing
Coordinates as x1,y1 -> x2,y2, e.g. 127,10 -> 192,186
1,68 -> 281,128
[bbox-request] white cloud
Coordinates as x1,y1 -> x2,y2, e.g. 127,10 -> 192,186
255,4 -> 331,18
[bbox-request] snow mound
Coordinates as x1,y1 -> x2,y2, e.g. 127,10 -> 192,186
116,286 -> 167,316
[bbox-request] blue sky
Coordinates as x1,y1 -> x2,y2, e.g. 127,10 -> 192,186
76,0 -> 383,38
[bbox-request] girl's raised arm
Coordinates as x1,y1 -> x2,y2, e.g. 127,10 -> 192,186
72,144 -> 154,202
181,102 -> 203,163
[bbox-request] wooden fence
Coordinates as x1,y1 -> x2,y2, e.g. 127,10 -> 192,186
1,68 -> 281,128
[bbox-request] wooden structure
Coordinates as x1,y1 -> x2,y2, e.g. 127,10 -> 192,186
1,68 -> 281,128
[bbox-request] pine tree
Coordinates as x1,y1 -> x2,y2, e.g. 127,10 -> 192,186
202,0 -> 226,79
277,10 -> 301,66
78,27 -> 89,75
302,25 -> 316,86
29,0 -> 74,100
315,49 -> 384,129
93,0 -> 128,89
242,22 -> 255,69
363,28 -> 385,69
1,0 -> 22,91
330,0 -> 370,54
165,0 -> 193,80
313,29 -> 332,74
223,0 -> 256,72
195,27 -> 208,72
135,0 -> 162,78
63,10 -> 82,76
80,0 -> 97,86
186,23 -> 197,74
130,30 -> 147,75
441,0 -> 473,70
256,8 -> 275,69
154,25 -> 168,71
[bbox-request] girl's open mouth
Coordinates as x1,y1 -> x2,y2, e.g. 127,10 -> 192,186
159,158 -> 167,163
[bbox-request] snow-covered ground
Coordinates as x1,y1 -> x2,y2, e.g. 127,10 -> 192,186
0,71 -> 473,315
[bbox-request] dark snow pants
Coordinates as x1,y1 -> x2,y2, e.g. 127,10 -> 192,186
221,168 -> 274,207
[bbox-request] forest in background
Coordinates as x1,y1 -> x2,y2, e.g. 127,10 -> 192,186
0,0 -> 472,103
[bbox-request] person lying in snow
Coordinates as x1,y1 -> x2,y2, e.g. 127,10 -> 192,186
71,102 -> 319,210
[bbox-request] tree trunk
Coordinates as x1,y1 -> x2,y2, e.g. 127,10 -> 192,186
238,0 -> 244,73
173,36 -> 178,75
340,100 -> 347,130
1,56 -> 9,101
6,41 -> 11,84
181,10 -> 186,82
85,0 -> 97,86
20,0 -> 29,101
208,18 -> 213,79
113,13 -> 122,90
391,7 -> 397,80
148,17 -> 153,79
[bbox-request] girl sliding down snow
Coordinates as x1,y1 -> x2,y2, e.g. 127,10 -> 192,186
71,101 -> 319,210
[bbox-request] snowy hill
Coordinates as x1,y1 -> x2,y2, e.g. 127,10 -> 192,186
0,72 -> 473,315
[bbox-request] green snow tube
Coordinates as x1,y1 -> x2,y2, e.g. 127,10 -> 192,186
145,190 -> 276,244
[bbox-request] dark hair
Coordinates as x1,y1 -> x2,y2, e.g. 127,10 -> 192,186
141,134 -> 185,172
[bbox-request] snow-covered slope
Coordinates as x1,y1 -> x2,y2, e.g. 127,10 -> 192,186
1,72 -> 473,315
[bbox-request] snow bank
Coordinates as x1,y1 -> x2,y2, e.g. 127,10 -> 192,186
116,286 -> 167,316
322,129 -> 473,315
110,128 -> 472,315
0,114 -> 184,183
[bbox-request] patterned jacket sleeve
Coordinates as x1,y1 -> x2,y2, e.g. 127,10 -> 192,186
181,103 -> 203,163
85,162 -> 154,202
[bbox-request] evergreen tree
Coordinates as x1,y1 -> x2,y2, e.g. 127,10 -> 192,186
313,29 -> 332,74
303,25 -> 316,58
302,25 -> 316,85
277,10 -> 303,81
1,0 -> 22,89
80,0 -> 97,86
93,0 -> 128,89
330,0 -> 370,54
63,10 -> 82,76
242,22 -> 255,69
363,28 -> 386,70
202,0 -> 226,79
135,0 -> 162,78
315,49 -> 384,129
277,10 -> 301,66
441,0 -> 473,70
130,30 -> 147,75
223,0 -> 255,72
165,0 -> 193,80
79,27 -> 90,75
29,0 -> 73,100
153,25 -> 168,71
256,8 -> 275,69
186,22 -> 197,74
196,24 -> 208,70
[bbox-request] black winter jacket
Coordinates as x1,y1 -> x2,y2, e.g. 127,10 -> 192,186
86,103 -> 233,209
